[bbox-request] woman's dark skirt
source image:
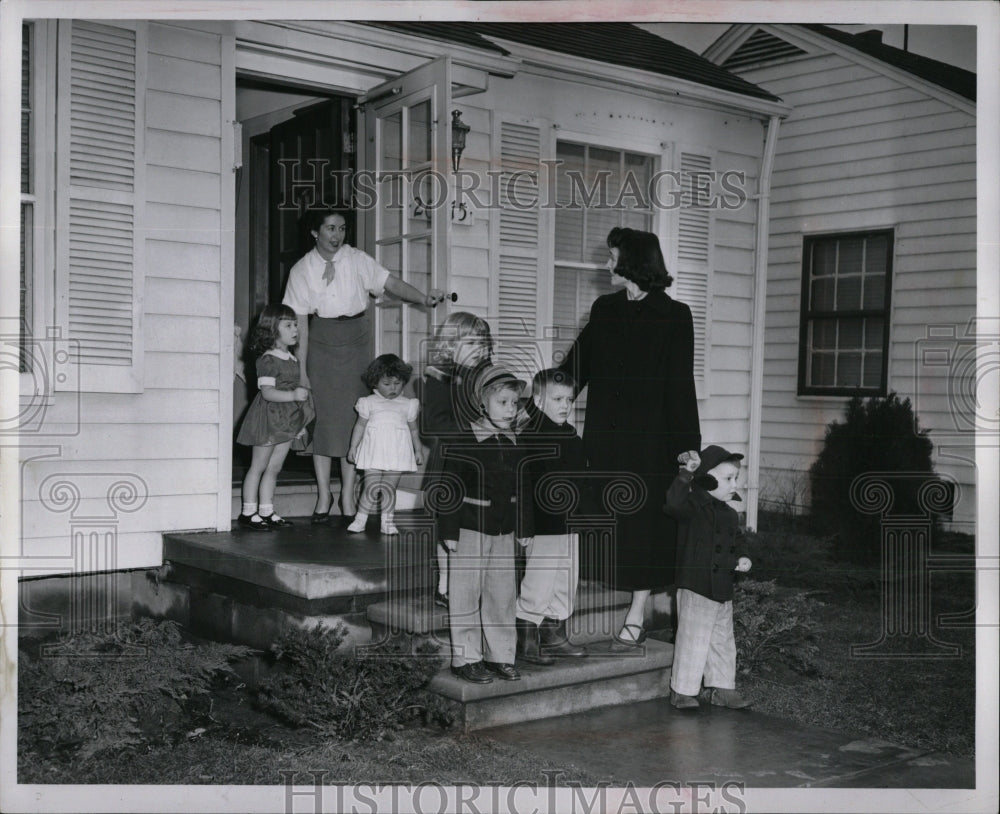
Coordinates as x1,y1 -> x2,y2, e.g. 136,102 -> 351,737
307,312 -> 372,458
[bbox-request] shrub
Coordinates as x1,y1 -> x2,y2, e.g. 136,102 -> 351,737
255,624 -> 451,742
734,579 -> 823,677
808,393 -> 940,564
18,618 -> 252,761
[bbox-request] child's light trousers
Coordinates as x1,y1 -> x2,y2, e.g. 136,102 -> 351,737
448,528 -> 517,667
670,587 -> 737,696
516,533 -> 579,625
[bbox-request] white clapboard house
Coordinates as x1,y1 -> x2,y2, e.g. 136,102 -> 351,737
704,24 -> 978,528
12,19 -> 794,600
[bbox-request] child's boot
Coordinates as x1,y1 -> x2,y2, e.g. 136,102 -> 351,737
516,617 -> 554,665
670,690 -> 700,710
706,687 -> 751,709
539,617 -> 587,657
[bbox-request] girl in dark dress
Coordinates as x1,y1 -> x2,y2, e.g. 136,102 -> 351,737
236,304 -> 315,530
559,228 -> 701,647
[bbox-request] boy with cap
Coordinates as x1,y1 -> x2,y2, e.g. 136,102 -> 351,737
515,368 -> 588,664
439,364 -> 534,684
664,445 -> 752,710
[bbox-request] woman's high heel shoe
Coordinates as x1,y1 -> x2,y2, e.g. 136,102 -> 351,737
336,491 -> 357,527
310,493 -> 333,524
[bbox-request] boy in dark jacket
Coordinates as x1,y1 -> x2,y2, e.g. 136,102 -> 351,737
663,445 -> 752,710
440,365 -> 533,684
515,369 -> 589,664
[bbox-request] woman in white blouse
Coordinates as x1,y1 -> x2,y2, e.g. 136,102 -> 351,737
283,208 -> 445,523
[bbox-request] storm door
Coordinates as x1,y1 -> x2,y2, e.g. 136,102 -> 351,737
361,57 -> 451,367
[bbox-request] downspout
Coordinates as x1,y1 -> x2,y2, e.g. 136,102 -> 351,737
746,114 -> 782,532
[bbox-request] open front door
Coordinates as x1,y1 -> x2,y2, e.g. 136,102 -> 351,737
361,57 -> 451,366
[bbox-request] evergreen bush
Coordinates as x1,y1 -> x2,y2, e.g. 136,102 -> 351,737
18,618 -> 252,761
255,624 -> 451,742
734,579 -> 822,677
808,393 -> 940,564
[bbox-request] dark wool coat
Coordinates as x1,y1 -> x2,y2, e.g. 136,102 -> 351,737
438,421 -> 534,541
518,404 -> 590,536
663,470 -> 743,602
414,360 -> 488,512
560,287 -> 701,590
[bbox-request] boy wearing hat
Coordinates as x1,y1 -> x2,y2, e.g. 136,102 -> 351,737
664,445 -> 752,710
439,364 -> 534,684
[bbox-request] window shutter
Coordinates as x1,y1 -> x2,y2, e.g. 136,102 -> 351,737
675,150 -> 713,392
495,119 -> 542,376
55,20 -> 145,392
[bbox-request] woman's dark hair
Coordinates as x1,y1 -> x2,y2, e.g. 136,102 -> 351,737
248,303 -> 298,356
362,353 -> 414,390
304,207 -> 354,238
607,227 -> 673,291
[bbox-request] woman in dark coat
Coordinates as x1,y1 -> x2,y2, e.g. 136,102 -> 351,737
559,227 -> 701,646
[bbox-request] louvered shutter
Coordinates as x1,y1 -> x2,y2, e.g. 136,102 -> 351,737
495,119 -> 543,377
55,20 -> 145,392
675,151 -> 712,393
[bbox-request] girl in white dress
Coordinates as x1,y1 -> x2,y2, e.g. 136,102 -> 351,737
347,354 -> 424,535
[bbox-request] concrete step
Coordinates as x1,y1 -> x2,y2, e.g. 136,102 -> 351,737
367,580 -> 635,646
152,512 -> 438,649
431,639 -> 674,731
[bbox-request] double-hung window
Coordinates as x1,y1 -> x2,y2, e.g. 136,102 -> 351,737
798,230 -> 893,396
551,141 -> 655,353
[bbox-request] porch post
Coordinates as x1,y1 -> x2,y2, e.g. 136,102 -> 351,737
746,114 -> 782,531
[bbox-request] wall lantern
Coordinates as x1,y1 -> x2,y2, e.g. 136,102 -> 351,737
451,109 -> 471,172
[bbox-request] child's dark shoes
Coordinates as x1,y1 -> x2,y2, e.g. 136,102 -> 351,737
261,514 -> 293,528
450,662 -> 494,684
237,513 -> 271,531
670,690 -> 700,710
434,591 -> 449,610
484,662 -> 521,681
706,688 -> 751,709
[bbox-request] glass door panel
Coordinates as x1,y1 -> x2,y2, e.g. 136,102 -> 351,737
363,58 -> 450,369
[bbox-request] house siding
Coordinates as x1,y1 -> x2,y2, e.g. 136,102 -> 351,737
732,45 -> 976,526
20,21 -> 226,574
20,20 -> 773,575
464,69 -> 766,454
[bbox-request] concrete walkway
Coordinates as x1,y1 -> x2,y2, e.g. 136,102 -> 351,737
480,696 -> 974,789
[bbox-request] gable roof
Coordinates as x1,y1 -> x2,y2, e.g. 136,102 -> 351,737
712,23 -> 974,102
365,21 -> 780,102
803,24 -> 975,102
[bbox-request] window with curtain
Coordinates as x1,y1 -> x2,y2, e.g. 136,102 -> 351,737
798,230 -> 893,396
551,141 -> 655,356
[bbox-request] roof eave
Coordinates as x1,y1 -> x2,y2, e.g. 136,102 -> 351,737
484,37 -> 791,120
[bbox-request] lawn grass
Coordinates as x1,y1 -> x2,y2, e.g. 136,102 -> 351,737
18,509 -> 978,783
739,511 -> 976,757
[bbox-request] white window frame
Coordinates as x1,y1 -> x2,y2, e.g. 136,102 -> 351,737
546,127 -> 669,353
18,20 -> 61,403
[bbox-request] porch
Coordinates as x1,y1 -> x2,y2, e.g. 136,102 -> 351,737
138,513 -> 677,731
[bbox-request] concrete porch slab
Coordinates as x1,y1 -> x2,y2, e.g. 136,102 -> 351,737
162,512 -> 436,603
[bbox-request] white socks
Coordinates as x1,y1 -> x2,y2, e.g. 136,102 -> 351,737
347,512 -> 368,533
